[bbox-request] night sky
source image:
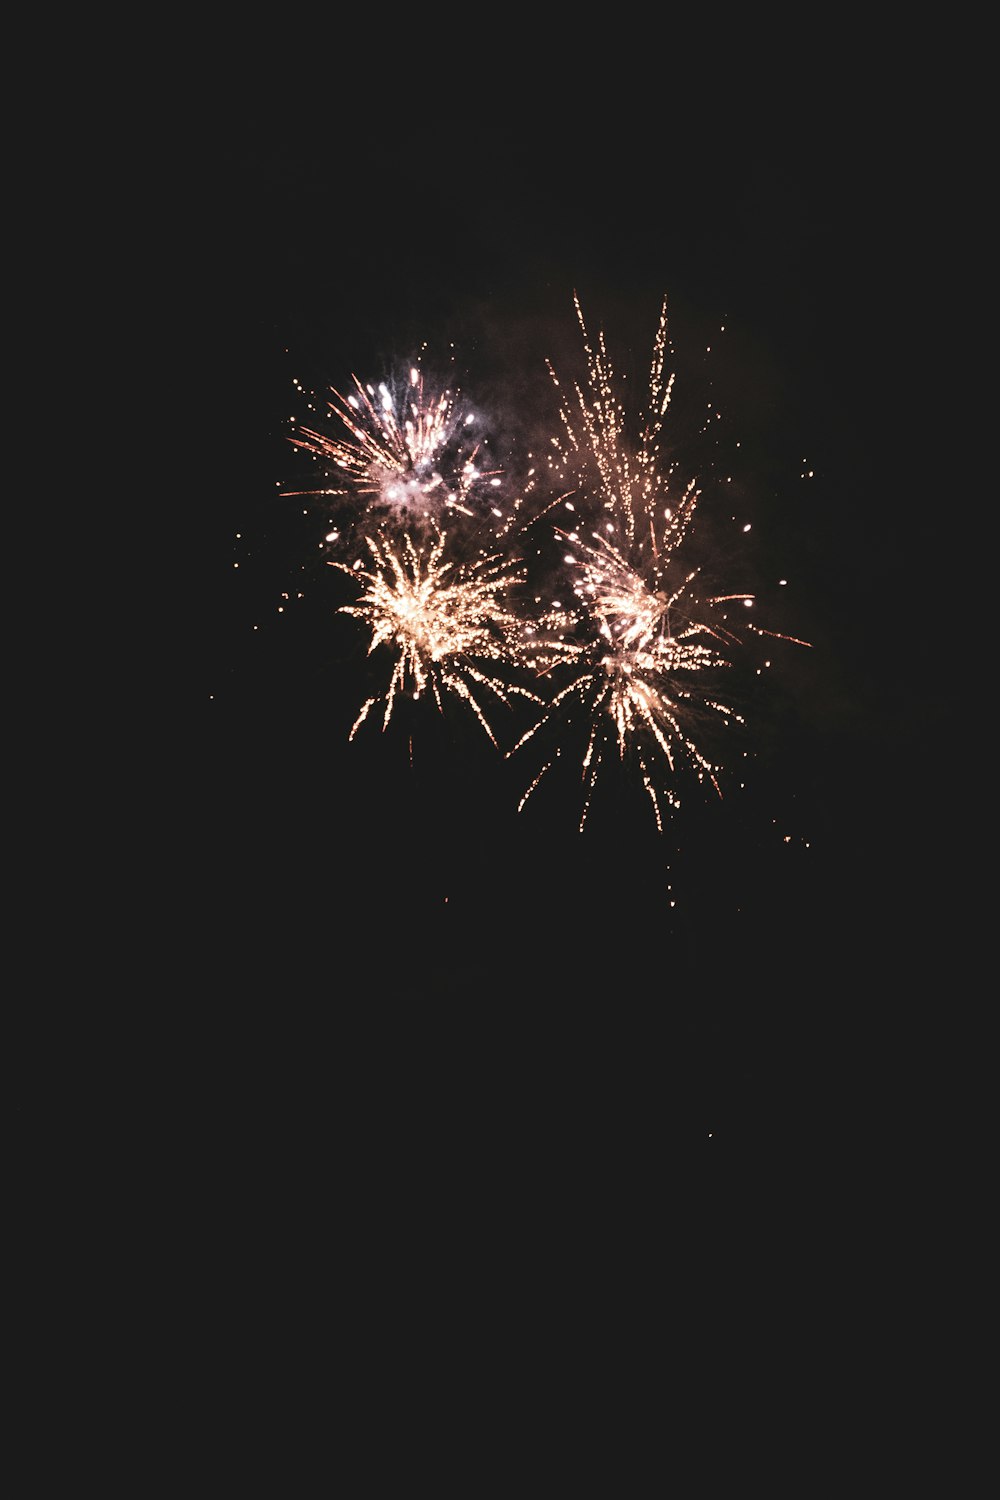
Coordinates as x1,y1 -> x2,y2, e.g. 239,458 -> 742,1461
174,50 -> 952,1184
4,40 -> 973,1480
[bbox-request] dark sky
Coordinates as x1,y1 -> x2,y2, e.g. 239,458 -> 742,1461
181,50 -> 950,1165
7,47 -> 969,1468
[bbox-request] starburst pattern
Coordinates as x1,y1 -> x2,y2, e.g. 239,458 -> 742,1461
329,527 -> 540,745
288,365 -> 502,536
510,525 -> 751,830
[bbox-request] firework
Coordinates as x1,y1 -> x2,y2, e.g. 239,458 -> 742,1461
509,294 -> 808,830
287,365 -> 505,539
329,526 -> 542,745
511,527 -> 751,831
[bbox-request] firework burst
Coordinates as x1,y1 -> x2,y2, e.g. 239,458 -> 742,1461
511,527 -> 751,831
287,364 -> 506,541
329,526 -> 542,746
510,294 -> 808,830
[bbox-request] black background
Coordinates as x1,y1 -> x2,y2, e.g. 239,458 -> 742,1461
180,56 -> 955,1168
28,31 -> 961,1230
8,25 -> 976,1477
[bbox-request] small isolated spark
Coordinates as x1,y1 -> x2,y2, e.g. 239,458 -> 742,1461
329,526 -> 541,746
